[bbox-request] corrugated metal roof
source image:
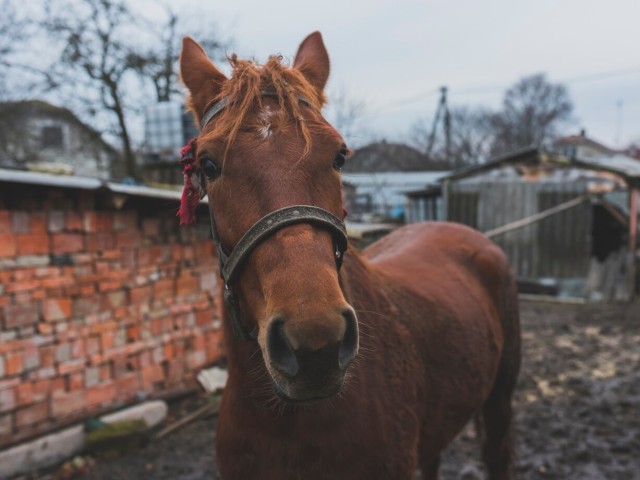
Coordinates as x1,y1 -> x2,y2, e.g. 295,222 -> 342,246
440,148 -> 640,183
0,168 -> 102,189
0,168 -> 187,202
574,154 -> 640,179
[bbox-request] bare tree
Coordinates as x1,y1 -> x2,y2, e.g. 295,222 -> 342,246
490,73 -> 573,156
411,106 -> 493,167
43,0 -> 141,178
0,0 -> 33,97
327,87 -> 368,147
127,4 -> 227,102
40,0 -> 228,179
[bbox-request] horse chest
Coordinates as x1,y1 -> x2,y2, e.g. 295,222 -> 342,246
216,395 -> 419,480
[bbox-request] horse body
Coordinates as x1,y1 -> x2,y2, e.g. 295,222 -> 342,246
178,31 -> 520,480
215,222 -> 519,479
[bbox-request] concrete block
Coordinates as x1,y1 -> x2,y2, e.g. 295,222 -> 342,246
0,400 -> 168,479
0,425 -> 84,480
100,400 -> 167,429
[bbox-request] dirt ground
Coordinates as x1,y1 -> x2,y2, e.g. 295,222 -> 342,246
33,300 -> 640,479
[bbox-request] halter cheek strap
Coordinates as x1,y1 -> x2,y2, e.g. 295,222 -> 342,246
210,204 -> 348,341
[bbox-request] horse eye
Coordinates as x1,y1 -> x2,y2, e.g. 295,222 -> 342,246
201,158 -> 221,180
333,148 -> 347,171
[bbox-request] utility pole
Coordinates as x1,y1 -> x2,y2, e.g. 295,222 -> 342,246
426,86 -> 452,167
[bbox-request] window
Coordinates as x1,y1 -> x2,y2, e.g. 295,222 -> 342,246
41,126 -> 64,149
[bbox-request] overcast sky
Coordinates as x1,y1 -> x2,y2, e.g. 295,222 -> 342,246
24,0 -> 639,150
158,0 -> 639,149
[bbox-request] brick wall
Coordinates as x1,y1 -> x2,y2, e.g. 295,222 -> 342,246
0,183 -> 223,448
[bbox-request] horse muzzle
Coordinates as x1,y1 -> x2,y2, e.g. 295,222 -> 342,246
264,306 -> 358,402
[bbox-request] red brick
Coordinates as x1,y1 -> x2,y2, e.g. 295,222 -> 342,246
68,372 -> 84,391
126,325 -> 140,342
86,382 -> 117,409
14,269 -> 35,281
0,233 -> 16,257
28,213 -> 47,234
58,359 -> 85,375
141,364 -> 164,389
116,231 -> 142,249
35,267 -> 60,278
65,212 -> 83,231
51,391 -> 87,418
115,373 -> 140,402
51,233 -> 84,253
177,274 -> 198,296
100,331 -> 114,351
15,402 -> 49,428
43,298 -> 72,322
37,322 -> 53,336
17,382 -> 34,405
5,353 -> 22,375
86,233 -> 115,252
2,303 -> 39,329
171,245 -> 182,261
40,276 -> 73,289
98,280 -> 121,292
153,278 -> 174,298
0,211 -> 11,233
121,249 -> 136,268
7,280 -> 40,293
142,219 -> 160,236
16,233 -> 49,255
31,379 -> 51,402
165,357 -> 185,383
96,213 -> 114,232
80,285 -> 96,296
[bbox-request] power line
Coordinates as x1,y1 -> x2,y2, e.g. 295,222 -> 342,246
370,65 -> 640,113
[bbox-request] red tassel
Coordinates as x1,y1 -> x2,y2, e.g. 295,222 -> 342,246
178,138 -> 200,225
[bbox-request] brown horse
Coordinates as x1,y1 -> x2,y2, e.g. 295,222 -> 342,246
179,32 -> 521,480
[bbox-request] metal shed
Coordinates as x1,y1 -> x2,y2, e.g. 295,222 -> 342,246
435,148 -> 640,300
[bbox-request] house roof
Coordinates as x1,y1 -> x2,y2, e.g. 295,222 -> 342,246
440,147 -> 640,185
343,141 -> 449,173
554,134 -> 617,155
0,167 -> 189,202
0,100 -> 117,154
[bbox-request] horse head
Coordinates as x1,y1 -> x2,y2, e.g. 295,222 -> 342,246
179,32 -> 358,403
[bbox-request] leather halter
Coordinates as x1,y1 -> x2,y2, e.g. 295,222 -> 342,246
200,94 -> 349,341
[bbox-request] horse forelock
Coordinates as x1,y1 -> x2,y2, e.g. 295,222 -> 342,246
189,54 -> 328,160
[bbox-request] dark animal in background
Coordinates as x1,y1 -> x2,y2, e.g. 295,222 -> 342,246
178,31 -> 521,480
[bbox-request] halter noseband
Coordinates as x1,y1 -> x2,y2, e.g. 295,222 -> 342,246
197,93 -> 349,341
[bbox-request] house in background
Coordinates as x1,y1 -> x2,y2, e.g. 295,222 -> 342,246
554,130 -> 617,161
432,147 -> 640,300
342,141 -> 449,220
0,100 -> 121,179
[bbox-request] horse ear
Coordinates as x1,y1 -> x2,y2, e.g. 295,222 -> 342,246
293,31 -> 330,94
180,36 -> 228,122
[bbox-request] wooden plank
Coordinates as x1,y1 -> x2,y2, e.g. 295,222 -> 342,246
485,193 -> 591,239
629,187 -> 638,299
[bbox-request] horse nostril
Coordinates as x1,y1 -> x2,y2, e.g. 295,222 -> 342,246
339,308 -> 358,370
267,319 -> 299,377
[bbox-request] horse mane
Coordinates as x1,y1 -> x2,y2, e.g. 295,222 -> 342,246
188,54 -> 327,158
